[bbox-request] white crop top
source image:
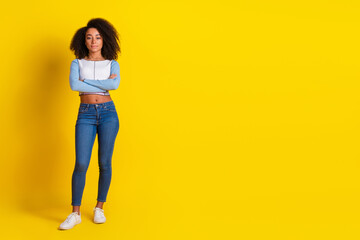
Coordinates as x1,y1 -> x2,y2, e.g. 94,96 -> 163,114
69,58 -> 121,96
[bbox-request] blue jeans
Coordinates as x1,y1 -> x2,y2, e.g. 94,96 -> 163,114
71,100 -> 119,206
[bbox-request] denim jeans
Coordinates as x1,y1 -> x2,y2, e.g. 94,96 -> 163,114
71,100 -> 119,206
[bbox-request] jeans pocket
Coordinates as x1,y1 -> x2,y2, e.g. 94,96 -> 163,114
104,105 -> 117,112
79,106 -> 88,113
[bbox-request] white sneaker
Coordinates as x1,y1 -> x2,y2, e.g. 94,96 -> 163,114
59,212 -> 81,230
93,207 -> 106,223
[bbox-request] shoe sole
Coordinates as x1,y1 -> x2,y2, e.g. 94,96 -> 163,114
94,220 -> 106,224
59,220 -> 81,230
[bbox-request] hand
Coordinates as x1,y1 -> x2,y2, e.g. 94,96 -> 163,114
109,74 -> 117,79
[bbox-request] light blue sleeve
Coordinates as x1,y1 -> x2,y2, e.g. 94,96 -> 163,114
83,60 -> 120,90
69,59 -> 107,92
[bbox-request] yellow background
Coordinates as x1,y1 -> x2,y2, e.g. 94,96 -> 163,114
1,0 -> 359,239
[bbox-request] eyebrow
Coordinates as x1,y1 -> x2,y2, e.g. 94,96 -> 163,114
86,34 -> 101,36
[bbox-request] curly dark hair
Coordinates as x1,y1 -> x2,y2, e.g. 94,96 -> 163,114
70,18 -> 121,60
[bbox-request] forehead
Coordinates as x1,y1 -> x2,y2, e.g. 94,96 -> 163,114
86,28 -> 101,35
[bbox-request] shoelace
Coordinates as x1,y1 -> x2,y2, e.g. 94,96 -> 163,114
65,212 -> 79,223
94,208 -> 105,217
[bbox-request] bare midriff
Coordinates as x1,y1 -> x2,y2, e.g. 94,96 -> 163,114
80,94 -> 112,104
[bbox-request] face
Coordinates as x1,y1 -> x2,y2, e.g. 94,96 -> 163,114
85,28 -> 103,54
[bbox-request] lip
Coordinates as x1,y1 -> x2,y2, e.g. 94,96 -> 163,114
91,46 -> 97,48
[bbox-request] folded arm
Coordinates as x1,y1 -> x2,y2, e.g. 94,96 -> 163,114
82,60 -> 121,90
69,59 -> 107,92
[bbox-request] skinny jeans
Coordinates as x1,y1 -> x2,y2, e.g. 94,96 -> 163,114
71,100 -> 119,206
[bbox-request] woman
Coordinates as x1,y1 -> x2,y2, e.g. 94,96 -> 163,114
59,18 -> 121,230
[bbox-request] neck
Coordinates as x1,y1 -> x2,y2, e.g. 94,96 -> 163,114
87,52 -> 104,60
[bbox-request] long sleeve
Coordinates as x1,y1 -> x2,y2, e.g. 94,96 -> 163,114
82,60 -> 120,90
69,59 -> 107,92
